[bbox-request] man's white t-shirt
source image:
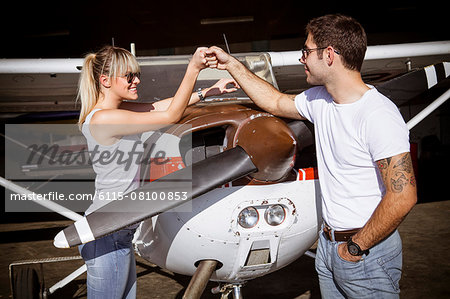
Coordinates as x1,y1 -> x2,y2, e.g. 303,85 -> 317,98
295,86 -> 410,230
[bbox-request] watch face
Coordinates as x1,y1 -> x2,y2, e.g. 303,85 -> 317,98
348,244 -> 359,256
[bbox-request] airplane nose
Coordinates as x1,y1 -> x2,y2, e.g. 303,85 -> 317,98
54,231 -> 70,248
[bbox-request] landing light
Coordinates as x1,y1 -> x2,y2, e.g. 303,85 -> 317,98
238,207 -> 259,228
264,204 -> 286,226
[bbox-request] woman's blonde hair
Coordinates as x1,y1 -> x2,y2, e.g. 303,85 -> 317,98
77,46 -> 140,129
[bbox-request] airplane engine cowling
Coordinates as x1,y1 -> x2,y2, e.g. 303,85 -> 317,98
169,104 -> 298,183
233,115 -> 297,182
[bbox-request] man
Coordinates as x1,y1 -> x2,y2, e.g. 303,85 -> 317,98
206,14 -> 417,298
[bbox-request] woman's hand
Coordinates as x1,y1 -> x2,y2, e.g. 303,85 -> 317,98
189,47 -> 209,72
204,78 -> 240,97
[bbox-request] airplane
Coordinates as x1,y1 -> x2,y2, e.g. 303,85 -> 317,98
1,40 -> 450,299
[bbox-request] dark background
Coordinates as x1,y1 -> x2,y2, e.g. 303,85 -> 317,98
1,1 -> 449,58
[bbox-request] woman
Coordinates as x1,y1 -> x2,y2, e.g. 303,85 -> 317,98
77,45 -> 238,298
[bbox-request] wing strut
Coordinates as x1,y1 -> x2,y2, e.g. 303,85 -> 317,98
407,88 -> 450,130
0,176 -> 83,222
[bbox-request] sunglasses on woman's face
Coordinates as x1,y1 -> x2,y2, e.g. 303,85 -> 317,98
120,72 -> 141,83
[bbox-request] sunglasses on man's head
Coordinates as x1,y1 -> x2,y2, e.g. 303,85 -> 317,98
121,72 -> 141,83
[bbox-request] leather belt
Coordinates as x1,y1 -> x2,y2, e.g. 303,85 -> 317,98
323,225 -> 360,242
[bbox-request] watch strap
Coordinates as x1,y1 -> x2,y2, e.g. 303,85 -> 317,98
197,89 -> 205,101
347,237 -> 369,256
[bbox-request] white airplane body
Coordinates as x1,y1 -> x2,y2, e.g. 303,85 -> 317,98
135,175 -> 321,282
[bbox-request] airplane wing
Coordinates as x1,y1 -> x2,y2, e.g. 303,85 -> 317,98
270,41 -> 450,95
376,62 -> 450,103
1,41 -> 449,114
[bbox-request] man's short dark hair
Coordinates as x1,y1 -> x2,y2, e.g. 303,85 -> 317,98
306,14 -> 367,72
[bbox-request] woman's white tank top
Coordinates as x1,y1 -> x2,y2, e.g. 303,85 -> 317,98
82,109 -> 143,215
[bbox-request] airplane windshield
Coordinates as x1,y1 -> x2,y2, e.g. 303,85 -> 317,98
136,53 -> 277,102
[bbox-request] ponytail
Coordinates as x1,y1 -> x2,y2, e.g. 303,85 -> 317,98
77,53 -> 99,129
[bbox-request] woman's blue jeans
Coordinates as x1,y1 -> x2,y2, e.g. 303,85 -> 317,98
315,227 -> 402,299
79,228 -> 137,299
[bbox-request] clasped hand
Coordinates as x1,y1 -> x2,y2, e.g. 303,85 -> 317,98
190,46 -> 230,71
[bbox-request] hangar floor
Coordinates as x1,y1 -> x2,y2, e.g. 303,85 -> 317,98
1,199 -> 449,299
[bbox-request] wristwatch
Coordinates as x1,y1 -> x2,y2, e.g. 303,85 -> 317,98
347,237 -> 370,256
197,89 -> 205,101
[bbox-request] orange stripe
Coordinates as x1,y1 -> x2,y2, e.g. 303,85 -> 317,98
298,167 -> 318,180
149,157 -> 185,181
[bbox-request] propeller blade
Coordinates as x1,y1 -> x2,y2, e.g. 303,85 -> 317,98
54,146 -> 257,248
376,62 -> 449,102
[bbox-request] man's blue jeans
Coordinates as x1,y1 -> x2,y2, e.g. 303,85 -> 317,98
315,227 -> 402,298
79,228 -> 137,299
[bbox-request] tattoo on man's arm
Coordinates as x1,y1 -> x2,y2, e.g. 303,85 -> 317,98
391,173 -> 408,192
393,154 -> 413,173
376,159 -> 388,170
377,153 -> 416,193
376,158 -> 390,183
